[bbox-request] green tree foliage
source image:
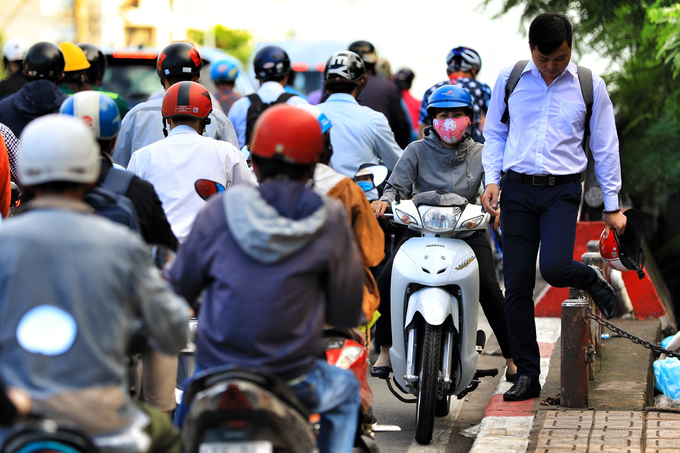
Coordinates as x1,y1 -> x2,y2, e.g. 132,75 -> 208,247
483,0 -> 680,299
187,25 -> 252,65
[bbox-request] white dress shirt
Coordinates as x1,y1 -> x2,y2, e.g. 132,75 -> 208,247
127,125 -> 256,243
227,81 -> 308,148
112,98 -> 239,168
483,60 -> 621,211
317,93 -> 403,181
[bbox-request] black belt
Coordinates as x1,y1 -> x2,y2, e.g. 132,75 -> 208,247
505,170 -> 581,187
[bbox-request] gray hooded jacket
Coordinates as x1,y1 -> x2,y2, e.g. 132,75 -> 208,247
380,128 -> 484,204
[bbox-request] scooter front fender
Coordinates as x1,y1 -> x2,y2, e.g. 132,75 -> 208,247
404,287 -> 459,330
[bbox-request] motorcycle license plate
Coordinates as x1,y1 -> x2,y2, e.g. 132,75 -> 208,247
199,441 -> 273,453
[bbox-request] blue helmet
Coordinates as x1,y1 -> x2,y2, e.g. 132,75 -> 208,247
60,91 -> 121,140
253,45 -> 290,81
426,85 -> 474,119
211,59 -> 239,83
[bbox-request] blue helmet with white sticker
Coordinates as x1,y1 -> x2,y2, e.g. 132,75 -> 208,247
211,59 -> 239,83
60,91 -> 121,140
426,85 -> 474,120
253,45 -> 290,81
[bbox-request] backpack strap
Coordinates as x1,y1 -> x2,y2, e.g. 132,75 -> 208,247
275,92 -> 296,103
501,60 -> 529,125
103,168 -> 134,196
247,93 -> 264,106
577,65 -> 593,151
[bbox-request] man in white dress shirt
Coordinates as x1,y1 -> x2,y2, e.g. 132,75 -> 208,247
113,42 -> 239,167
481,12 -> 627,402
127,81 -> 255,244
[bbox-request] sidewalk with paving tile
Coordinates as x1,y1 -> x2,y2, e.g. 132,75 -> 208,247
469,317 -> 678,453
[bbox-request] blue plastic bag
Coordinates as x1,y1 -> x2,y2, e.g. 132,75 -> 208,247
654,358 -> 680,399
661,335 -> 675,349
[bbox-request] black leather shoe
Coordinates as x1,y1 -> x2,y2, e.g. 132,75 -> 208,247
585,265 -> 618,319
370,366 -> 391,379
506,371 -> 518,383
503,375 -> 541,401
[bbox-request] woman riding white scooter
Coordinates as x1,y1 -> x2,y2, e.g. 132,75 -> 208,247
371,85 -> 516,381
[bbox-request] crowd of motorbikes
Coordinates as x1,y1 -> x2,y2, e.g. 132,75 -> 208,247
2,178 -> 504,452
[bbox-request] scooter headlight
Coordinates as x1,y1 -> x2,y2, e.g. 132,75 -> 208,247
418,206 -> 463,232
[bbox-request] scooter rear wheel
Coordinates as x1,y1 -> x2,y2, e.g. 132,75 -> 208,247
415,323 -> 442,444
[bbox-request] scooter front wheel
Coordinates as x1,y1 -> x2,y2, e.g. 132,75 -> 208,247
414,323 -> 442,444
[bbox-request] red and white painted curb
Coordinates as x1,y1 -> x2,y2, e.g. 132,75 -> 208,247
469,317 -> 561,453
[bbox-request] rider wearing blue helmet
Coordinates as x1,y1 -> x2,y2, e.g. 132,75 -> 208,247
60,91 -> 178,250
369,85 -> 516,381
210,59 -> 241,114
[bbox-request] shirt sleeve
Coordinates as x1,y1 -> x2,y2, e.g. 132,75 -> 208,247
227,97 -> 249,148
112,111 -> 135,168
481,70 -> 511,186
372,113 -> 404,171
0,124 -> 21,191
589,77 -> 621,211
131,240 -> 190,355
227,149 -> 258,187
214,110 -> 240,149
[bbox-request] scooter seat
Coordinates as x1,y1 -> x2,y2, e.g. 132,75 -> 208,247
183,364 -> 310,419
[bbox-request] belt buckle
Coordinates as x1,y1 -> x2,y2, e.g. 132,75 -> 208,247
549,176 -> 556,186
532,175 -> 542,186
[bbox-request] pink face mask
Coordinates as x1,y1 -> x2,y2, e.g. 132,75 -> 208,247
432,117 -> 471,145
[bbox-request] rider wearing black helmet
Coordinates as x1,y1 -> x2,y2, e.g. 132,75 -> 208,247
227,45 -> 308,148
0,42 -> 68,137
347,40 -> 412,149
77,43 -> 131,118
394,68 -> 420,136
112,42 -> 239,167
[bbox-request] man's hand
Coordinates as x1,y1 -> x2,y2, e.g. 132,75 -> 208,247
482,184 -> 500,216
7,387 -> 31,420
372,200 -> 390,217
604,211 -> 627,238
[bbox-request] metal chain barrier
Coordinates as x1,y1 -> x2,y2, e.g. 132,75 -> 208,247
586,308 -> 680,360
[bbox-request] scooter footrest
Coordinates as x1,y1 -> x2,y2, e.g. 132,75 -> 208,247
474,368 -> 499,379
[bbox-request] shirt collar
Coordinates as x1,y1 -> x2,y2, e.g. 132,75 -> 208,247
168,124 -> 199,136
259,81 -> 286,93
326,93 -> 358,104
525,59 -> 578,81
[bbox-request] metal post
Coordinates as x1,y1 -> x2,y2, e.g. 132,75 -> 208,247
561,300 -> 590,408
582,252 -> 605,358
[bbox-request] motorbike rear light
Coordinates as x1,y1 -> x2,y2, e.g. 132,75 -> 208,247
226,419 -> 247,428
460,215 -> 484,229
335,345 -> 364,370
218,384 -> 251,410
418,206 -> 462,232
315,62 -> 325,71
112,51 -> 158,60
292,62 -> 310,72
395,208 -> 418,226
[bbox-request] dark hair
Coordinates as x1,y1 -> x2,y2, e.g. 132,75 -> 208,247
324,82 -> 356,94
251,155 -> 315,182
259,74 -> 287,84
166,74 -> 195,86
529,13 -> 573,55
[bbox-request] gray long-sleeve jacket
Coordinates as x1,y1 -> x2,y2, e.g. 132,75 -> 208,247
0,198 -> 190,441
380,128 -> 484,204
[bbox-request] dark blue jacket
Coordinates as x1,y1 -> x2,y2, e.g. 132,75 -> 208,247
167,181 -> 364,381
0,80 -> 68,137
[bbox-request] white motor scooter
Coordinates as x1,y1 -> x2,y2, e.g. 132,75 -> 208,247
383,190 -> 498,444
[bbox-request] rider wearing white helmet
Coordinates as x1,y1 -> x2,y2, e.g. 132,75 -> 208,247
0,37 -> 30,99
0,114 -> 190,452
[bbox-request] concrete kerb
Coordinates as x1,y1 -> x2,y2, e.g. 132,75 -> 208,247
470,317 -> 663,452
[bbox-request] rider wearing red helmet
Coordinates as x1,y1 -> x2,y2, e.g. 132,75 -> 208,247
168,104 -> 364,453
112,42 -> 239,167
127,81 -> 255,245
